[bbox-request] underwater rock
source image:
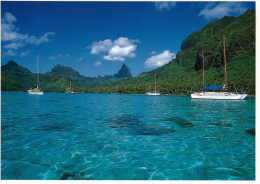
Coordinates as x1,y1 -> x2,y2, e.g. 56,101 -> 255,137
107,114 -> 175,136
210,122 -> 233,128
163,117 -> 194,128
34,122 -> 73,131
1,125 -> 9,130
246,128 -> 255,136
140,126 -> 176,135
60,171 -> 87,180
107,114 -> 141,129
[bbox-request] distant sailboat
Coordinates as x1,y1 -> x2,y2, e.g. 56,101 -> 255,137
191,35 -> 247,100
65,81 -> 74,94
146,74 -> 160,95
28,55 -> 44,95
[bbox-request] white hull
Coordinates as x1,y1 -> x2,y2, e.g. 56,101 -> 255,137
191,92 -> 247,100
146,92 -> 160,96
28,90 -> 44,95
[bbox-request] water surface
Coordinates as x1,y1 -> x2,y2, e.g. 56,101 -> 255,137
1,92 -> 255,180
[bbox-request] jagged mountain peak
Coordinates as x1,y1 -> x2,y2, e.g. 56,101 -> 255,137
114,64 -> 132,78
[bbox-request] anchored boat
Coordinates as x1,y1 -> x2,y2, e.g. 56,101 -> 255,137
191,35 -> 247,100
28,55 -> 44,95
65,81 -> 74,94
146,74 -> 160,95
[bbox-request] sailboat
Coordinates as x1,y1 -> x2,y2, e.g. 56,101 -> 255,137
146,74 -> 160,95
65,81 -> 74,94
191,35 -> 247,100
28,55 -> 44,95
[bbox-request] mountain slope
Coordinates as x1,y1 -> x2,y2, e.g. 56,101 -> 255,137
1,60 -> 36,91
88,10 -> 255,95
1,61 -> 133,92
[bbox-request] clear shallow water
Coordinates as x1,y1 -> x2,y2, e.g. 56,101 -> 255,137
1,92 -> 255,180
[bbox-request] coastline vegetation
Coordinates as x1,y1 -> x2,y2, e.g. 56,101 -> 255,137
1,11 -> 255,95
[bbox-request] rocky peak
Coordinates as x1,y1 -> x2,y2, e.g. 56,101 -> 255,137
114,64 -> 132,78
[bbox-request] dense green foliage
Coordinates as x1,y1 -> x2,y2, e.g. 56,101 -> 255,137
1,11 -> 255,95
1,61 -> 36,91
88,10 -> 255,95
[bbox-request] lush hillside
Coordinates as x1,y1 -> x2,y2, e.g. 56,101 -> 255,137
1,10 -> 255,95
87,10 -> 255,95
1,60 -> 36,91
1,62 -> 133,92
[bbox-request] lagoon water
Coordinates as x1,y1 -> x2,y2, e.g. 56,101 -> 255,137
1,92 -> 255,180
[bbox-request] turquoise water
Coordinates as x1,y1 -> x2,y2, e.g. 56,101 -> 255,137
1,92 -> 255,180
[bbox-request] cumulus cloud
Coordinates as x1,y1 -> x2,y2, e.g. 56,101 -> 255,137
4,42 -> 25,50
1,12 -> 55,53
199,2 -> 247,20
150,51 -> 157,55
145,50 -> 176,68
2,50 -> 16,57
20,50 -> 30,57
90,39 -> 113,54
89,37 -> 138,61
154,2 -> 177,11
94,61 -> 102,67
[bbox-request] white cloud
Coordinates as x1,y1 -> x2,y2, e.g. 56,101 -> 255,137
1,12 -> 55,51
89,37 -> 138,62
94,61 -> 102,67
4,42 -> 25,49
90,39 -> 113,54
145,50 -> 176,68
4,12 -> 17,23
150,51 -> 157,55
199,2 -> 247,20
20,50 -> 30,57
154,2 -> 177,11
2,50 -> 16,57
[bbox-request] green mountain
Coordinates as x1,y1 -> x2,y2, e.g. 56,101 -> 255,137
1,62 -> 132,92
1,60 -> 36,91
1,10 -> 255,95
88,10 -> 255,95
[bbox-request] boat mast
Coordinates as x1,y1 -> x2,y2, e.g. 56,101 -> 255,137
223,35 -> 228,91
155,74 -> 157,92
37,55 -> 39,89
202,47 -> 205,86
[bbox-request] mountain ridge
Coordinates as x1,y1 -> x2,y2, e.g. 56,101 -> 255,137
1,10 -> 255,94
87,10 -> 255,95
1,61 -> 133,92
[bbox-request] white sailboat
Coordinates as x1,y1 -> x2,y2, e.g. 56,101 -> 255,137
65,81 -> 74,94
191,35 -> 247,100
146,74 -> 160,95
28,55 -> 44,95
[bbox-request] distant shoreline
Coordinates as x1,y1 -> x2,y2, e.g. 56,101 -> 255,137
1,91 -> 256,97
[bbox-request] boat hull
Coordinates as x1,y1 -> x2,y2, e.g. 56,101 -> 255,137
146,92 -> 160,96
191,92 -> 247,100
28,90 -> 44,95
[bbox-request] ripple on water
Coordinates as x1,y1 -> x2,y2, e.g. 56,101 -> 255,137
1,93 -> 255,180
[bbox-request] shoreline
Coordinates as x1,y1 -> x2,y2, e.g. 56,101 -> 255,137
1,91 -> 256,97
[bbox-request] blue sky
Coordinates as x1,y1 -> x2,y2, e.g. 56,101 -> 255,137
1,1 -> 255,77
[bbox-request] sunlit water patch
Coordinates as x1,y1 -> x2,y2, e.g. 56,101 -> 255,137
1,92 -> 255,180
